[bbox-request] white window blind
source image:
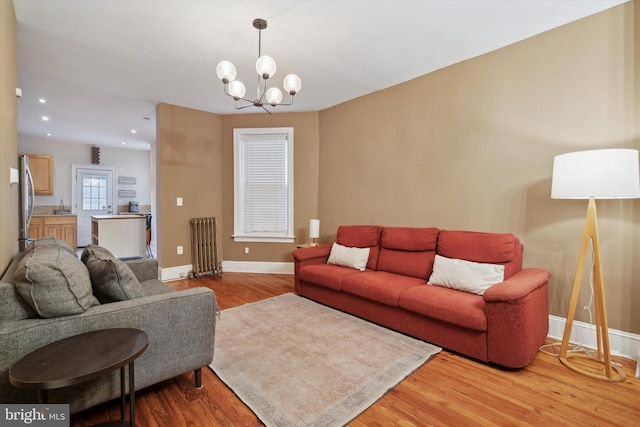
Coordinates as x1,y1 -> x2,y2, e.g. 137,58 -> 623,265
233,128 -> 294,242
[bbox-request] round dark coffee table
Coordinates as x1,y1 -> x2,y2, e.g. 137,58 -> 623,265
10,328 -> 148,427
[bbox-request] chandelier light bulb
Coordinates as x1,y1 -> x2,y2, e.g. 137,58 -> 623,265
256,55 -> 276,79
266,87 -> 283,106
227,80 -> 246,100
283,74 -> 302,95
216,60 -> 237,84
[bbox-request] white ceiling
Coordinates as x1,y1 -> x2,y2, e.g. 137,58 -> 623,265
14,0 -> 627,151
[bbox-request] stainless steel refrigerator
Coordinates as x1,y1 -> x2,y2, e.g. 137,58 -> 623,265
18,154 -> 35,251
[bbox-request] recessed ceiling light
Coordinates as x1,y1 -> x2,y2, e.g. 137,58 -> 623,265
41,116 -> 49,121
38,98 -> 46,104
121,142 -> 126,145
46,133 -> 52,136
131,129 -> 137,134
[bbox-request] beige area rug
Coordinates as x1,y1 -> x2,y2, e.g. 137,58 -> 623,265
210,293 -> 441,427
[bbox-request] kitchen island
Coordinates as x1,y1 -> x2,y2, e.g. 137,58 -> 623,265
91,215 -> 146,259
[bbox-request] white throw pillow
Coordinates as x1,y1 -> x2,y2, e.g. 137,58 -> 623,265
427,254 -> 505,295
327,242 -> 370,271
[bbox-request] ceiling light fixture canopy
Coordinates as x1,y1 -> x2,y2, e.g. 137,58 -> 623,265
216,18 -> 302,114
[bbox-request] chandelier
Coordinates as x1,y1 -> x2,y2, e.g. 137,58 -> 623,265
216,18 -> 302,114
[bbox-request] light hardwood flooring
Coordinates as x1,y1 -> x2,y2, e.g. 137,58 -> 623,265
71,273 -> 639,426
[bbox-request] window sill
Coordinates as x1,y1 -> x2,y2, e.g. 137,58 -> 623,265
232,235 -> 295,243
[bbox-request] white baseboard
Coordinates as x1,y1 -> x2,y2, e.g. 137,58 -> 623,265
222,260 -> 293,274
548,315 -> 640,361
160,261 -> 293,280
161,264 -> 192,281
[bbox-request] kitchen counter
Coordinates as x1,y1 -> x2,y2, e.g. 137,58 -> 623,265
32,213 -> 76,217
91,214 -> 143,220
118,211 -> 151,216
91,215 -> 146,259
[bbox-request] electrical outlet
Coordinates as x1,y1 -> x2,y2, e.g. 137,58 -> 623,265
244,247 -> 249,254
177,245 -> 183,255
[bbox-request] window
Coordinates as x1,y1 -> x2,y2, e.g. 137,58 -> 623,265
233,127 -> 294,243
82,174 -> 109,210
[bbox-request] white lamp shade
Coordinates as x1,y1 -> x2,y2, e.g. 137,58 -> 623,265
283,74 -> 302,95
309,219 -> 320,239
266,87 -> 283,105
216,61 -> 237,83
227,80 -> 246,99
256,55 -> 276,79
551,148 -> 640,199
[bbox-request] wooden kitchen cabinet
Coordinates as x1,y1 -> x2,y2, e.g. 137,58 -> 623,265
31,215 -> 77,249
28,216 -> 44,240
27,154 -> 54,195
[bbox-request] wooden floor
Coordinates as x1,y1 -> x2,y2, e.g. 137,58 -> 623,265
71,273 -> 639,427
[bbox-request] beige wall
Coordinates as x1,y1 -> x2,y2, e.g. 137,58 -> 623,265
632,0 -> 640,334
155,103 -> 223,267
155,107 -> 320,266
0,1 -> 17,273
318,2 -> 639,333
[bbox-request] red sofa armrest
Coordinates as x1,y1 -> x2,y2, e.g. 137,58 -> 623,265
483,268 -> 551,302
483,268 -> 551,368
293,244 -> 332,293
293,244 -> 332,264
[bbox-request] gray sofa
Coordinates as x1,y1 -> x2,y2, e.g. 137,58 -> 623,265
0,238 -> 217,414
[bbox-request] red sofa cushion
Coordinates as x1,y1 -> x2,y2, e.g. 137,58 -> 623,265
437,230 -> 523,279
399,285 -> 487,331
377,227 -> 439,279
336,225 -> 382,271
298,264 -> 364,291
342,271 -> 424,307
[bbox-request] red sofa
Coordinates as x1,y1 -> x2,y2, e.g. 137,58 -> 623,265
293,225 -> 551,368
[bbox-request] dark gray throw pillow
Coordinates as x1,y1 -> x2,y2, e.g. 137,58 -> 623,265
13,246 -> 99,318
82,246 -> 144,303
80,244 -> 115,264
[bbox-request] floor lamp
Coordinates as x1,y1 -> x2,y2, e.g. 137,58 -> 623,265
551,148 -> 640,382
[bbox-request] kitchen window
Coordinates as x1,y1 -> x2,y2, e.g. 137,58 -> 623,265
233,127 -> 294,243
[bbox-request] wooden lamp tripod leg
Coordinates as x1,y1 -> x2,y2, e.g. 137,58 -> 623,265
558,198 -> 625,382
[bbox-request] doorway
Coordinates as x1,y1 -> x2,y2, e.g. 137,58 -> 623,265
72,165 -> 116,247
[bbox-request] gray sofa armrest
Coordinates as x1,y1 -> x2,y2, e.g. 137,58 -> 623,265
0,287 -> 217,414
125,258 -> 159,281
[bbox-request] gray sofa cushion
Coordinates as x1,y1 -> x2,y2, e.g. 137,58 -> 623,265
82,246 -> 145,303
25,236 -> 77,257
0,252 -> 38,322
13,246 -> 99,318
